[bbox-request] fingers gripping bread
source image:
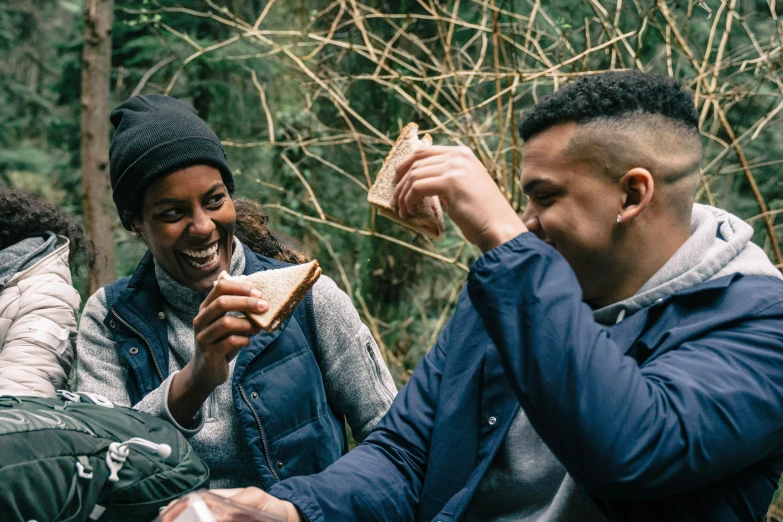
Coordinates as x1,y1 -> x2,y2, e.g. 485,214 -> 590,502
367,123 -> 446,239
218,260 -> 322,332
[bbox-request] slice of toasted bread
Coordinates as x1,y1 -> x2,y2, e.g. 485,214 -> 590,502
218,260 -> 322,332
367,123 -> 446,239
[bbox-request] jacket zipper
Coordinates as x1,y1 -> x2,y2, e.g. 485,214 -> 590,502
111,310 -> 165,382
367,341 -> 396,404
238,384 -> 280,482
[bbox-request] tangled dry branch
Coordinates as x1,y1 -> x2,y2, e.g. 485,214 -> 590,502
126,0 -> 783,386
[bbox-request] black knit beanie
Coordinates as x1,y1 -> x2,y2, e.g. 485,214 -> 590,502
109,94 -> 234,230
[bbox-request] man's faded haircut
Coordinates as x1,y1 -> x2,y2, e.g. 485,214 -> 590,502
518,70 -> 699,141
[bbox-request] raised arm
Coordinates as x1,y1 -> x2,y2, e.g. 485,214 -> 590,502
467,233 -> 783,500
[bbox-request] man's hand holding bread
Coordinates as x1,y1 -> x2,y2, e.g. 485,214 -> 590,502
391,135 -> 527,252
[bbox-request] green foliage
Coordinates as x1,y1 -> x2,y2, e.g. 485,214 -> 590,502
4,1 -> 783,389
134,0 -> 782,386
0,0 -> 90,290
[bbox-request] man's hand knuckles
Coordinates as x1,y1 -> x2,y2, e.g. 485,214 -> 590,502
407,184 -> 423,200
457,145 -> 472,157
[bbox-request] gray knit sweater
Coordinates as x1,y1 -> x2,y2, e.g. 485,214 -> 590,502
76,239 -> 397,488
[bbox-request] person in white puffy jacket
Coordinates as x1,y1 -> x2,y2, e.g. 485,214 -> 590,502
0,188 -> 93,397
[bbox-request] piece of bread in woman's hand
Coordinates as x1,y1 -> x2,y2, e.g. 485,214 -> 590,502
218,260 -> 321,332
367,122 -> 446,239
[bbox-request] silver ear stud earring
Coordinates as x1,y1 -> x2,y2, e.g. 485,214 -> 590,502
616,214 -> 622,224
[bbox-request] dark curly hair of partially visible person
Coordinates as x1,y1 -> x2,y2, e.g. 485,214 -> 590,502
0,187 -> 96,270
233,198 -> 308,264
518,70 -> 699,141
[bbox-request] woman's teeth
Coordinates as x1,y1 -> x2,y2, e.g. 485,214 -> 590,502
183,244 -> 218,258
183,244 -> 219,269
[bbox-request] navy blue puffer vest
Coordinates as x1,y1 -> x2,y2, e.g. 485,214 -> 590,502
102,243 -> 346,487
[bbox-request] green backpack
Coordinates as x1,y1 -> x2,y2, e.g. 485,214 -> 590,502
0,391 -> 210,522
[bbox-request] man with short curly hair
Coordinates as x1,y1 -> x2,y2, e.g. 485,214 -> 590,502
209,71 -> 783,522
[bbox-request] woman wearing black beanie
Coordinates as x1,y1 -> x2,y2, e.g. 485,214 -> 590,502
76,94 -> 397,489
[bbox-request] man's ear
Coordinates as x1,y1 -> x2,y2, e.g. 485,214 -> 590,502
619,167 -> 654,223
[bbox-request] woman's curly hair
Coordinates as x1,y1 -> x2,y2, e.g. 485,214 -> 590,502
0,187 -> 96,270
233,198 -> 308,264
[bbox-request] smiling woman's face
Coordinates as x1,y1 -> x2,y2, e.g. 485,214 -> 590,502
133,165 -> 236,293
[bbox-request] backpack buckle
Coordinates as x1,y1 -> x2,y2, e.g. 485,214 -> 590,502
58,390 -> 81,403
76,456 -> 94,479
106,442 -> 129,482
77,392 -> 115,409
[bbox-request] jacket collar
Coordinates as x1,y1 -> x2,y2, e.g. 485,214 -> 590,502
243,243 -> 266,275
608,273 -> 743,360
128,250 -> 157,291
669,272 -> 740,297
0,232 -> 61,290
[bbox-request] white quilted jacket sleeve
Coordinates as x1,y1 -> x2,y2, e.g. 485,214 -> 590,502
0,245 -> 79,397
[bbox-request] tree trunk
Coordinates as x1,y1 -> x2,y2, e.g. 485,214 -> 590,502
81,0 -> 116,294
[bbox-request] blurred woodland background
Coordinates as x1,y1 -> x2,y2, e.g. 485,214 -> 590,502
2,0 -> 783,513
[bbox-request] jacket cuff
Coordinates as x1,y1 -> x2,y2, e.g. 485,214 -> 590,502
268,483 -> 321,522
160,371 -> 204,438
471,231 -> 542,271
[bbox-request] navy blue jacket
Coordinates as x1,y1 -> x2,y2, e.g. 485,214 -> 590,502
103,244 -> 346,488
271,233 -> 783,521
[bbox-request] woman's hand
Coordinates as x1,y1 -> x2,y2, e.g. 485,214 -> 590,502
392,145 -> 527,252
159,488 -> 301,522
191,278 -> 267,388
224,487 -> 303,521
168,278 -> 268,425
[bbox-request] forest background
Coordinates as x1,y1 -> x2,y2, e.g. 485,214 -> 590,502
3,0 -> 783,516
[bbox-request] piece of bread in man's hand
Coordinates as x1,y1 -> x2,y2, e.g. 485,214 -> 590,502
367,122 -> 446,239
218,260 -> 321,332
